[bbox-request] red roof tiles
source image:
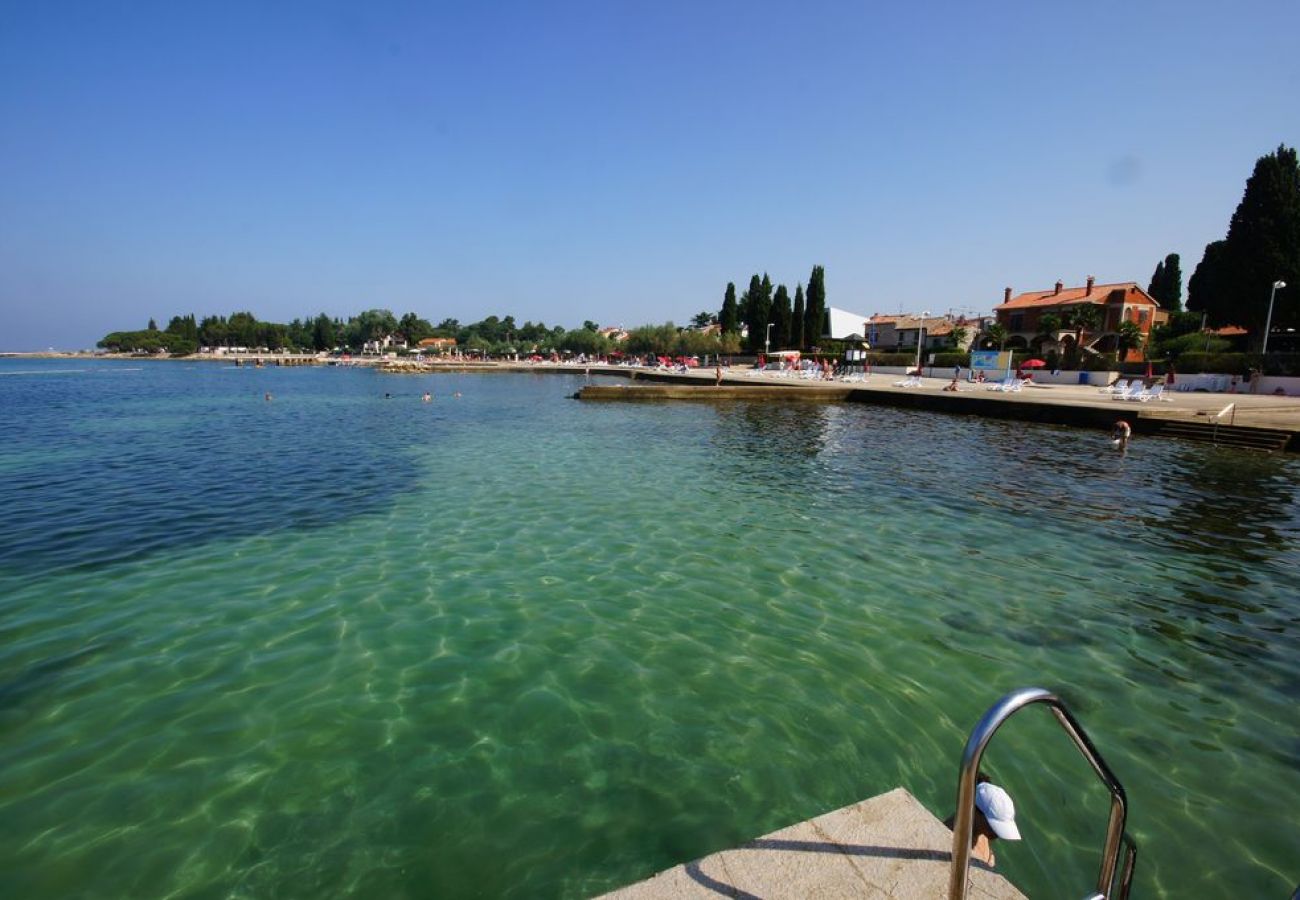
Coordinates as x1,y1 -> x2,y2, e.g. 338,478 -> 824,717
996,282 -> 1159,311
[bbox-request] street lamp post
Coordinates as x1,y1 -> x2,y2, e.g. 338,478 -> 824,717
765,323 -> 774,357
1262,280 -> 1287,355
914,310 -> 931,372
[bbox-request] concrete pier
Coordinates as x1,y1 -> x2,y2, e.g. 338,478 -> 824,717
573,370 -> 1300,451
598,788 -> 1024,899
579,384 -> 855,402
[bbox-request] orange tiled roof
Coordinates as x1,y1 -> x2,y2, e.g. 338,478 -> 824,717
892,315 -> 952,329
996,282 -> 1157,311
1209,325 -> 1247,336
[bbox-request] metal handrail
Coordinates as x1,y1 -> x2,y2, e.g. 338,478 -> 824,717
947,687 -> 1131,900
1211,401 -> 1236,424
1210,401 -> 1236,444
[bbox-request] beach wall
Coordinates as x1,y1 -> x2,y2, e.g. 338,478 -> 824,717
867,365 -> 1119,386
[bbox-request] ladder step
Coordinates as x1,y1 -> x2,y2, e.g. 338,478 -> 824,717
1154,421 -> 1291,452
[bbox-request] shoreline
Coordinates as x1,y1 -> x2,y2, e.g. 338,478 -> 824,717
7,353 -> 1298,448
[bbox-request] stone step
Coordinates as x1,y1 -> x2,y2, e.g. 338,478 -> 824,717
596,788 -> 1024,899
1156,420 -> 1292,452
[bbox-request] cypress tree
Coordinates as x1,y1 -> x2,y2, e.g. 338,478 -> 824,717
792,284 -> 806,350
804,265 -> 826,346
1148,254 -> 1183,310
1187,240 -> 1227,322
742,274 -> 763,352
719,282 -> 739,335
752,274 -> 774,353
772,285 -> 792,351
1147,260 -> 1166,303
1161,253 -> 1183,311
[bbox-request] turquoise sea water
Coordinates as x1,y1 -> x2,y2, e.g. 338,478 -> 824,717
1,359 -> 1296,899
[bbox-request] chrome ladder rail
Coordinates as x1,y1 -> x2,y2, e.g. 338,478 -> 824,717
947,687 -> 1137,900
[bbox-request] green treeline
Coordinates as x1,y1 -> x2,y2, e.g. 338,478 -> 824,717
98,309 -> 744,358
1186,144 -> 1299,350
715,265 -> 828,353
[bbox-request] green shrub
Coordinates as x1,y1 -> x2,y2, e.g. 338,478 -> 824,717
1264,354 -> 1300,376
1173,352 -> 1255,375
867,353 -> 920,367
931,352 -> 972,369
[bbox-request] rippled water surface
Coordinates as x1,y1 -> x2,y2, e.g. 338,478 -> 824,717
1,359 -> 1297,898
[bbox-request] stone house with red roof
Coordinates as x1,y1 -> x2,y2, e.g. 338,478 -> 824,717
866,313 -> 986,352
417,337 -> 458,353
992,277 -> 1167,362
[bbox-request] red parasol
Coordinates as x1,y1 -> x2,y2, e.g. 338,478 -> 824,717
1020,359 -> 1047,368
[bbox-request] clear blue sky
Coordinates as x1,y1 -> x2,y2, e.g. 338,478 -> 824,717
2,0 -> 1297,349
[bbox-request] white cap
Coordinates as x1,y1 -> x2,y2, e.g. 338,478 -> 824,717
975,782 -> 1021,841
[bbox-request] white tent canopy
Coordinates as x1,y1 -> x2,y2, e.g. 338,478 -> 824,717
826,306 -> 872,341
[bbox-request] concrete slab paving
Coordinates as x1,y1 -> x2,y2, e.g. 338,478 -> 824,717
597,788 -> 1024,900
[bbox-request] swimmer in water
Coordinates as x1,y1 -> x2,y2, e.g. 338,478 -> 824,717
1111,419 -> 1131,450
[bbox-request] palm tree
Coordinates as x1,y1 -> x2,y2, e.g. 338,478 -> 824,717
1116,320 -> 1144,360
1035,312 -> 1062,350
1065,304 -> 1101,350
984,322 -> 1007,350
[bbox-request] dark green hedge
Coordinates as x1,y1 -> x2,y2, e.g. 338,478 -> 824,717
866,353 -> 923,367
1162,352 -> 1300,376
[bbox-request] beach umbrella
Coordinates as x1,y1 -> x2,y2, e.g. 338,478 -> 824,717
1020,358 -> 1047,368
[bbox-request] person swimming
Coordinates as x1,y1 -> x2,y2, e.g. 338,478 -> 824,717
1111,419 -> 1131,450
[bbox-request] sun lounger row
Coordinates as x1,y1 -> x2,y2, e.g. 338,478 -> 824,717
1110,381 -> 1170,402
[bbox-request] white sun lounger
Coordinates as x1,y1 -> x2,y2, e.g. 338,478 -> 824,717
1132,382 -> 1168,402
1112,382 -> 1143,400
1099,379 -> 1129,395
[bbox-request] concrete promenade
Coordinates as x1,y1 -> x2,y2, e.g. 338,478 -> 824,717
571,365 -> 1300,448
598,788 -> 1023,899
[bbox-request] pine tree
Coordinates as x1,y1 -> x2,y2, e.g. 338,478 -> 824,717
771,285 -> 792,350
792,284 -> 806,350
311,313 -> 337,351
719,282 -> 738,335
1187,145 -> 1300,344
